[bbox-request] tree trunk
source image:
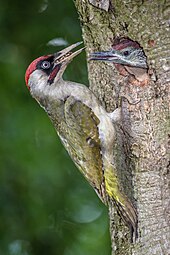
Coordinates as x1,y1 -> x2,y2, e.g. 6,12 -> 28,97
74,0 -> 170,254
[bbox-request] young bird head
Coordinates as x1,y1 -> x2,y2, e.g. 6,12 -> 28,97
25,42 -> 84,93
90,38 -> 147,69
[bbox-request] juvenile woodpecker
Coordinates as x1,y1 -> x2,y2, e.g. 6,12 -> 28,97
25,42 -> 137,237
90,38 -> 149,86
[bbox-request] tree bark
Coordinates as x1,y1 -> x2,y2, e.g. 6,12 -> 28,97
74,0 -> 170,254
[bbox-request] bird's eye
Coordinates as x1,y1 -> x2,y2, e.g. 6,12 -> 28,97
41,61 -> 51,69
123,51 -> 130,56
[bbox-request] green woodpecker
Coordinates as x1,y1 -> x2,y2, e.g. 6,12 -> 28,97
25,42 -> 137,238
90,38 -> 149,86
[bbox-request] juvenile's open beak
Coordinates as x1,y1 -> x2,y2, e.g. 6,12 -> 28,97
53,41 -> 85,64
89,50 -> 119,62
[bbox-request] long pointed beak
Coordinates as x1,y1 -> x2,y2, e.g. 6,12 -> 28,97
89,48 -> 148,68
89,50 -> 119,62
53,41 -> 85,64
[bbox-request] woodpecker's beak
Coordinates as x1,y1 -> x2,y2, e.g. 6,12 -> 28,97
89,50 -> 119,62
47,42 -> 85,84
53,41 -> 85,65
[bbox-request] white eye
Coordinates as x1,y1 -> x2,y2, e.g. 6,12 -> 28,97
41,61 -> 51,69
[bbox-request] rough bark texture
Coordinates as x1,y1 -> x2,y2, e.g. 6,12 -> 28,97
74,0 -> 170,254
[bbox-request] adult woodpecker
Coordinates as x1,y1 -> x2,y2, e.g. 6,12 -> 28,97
25,42 -> 137,238
90,38 -> 149,86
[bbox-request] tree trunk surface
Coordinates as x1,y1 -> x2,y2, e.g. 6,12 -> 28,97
74,0 -> 170,254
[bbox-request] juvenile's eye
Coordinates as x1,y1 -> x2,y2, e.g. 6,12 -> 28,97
41,61 -> 51,69
123,51 -> 130,56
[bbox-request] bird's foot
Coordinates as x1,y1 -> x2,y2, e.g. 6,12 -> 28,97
107,107 -> 122,122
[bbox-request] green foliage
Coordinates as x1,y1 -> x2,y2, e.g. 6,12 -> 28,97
0,0 -> 110,254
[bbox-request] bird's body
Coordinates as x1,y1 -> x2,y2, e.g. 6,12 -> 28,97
25,42 -> 137,238
30,77 -> 115,201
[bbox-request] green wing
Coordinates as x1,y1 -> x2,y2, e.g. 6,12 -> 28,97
49,96 -> 137,233
62,96 -> 105,200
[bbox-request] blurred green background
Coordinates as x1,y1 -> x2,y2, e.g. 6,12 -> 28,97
0,0 -> 111,254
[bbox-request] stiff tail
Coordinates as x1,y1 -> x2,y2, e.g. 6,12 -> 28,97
99,182 -> 138,240
113,197 -> 138,241
104,167 -> 138,240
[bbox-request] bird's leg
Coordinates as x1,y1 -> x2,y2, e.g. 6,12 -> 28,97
107,107 -> 122,123
106,92 -> 140,124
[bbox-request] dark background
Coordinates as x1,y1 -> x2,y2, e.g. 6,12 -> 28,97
0,0 -> 111,254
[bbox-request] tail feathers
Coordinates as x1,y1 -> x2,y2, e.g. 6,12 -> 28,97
114,198 -> 138,241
